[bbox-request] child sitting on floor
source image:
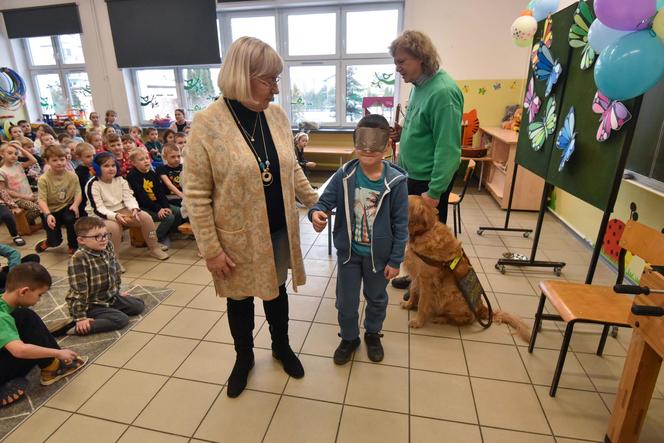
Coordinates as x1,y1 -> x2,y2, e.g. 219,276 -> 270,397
35,145 -> 82,254
144,128 -> 163,167
74,142 -> 95,217
0,141 -> 41,226
1,263 -> 87,408
127,149 -> 183,247
65,217 -> 144,335
85,152 -> 169,264
156,143 -> 184,206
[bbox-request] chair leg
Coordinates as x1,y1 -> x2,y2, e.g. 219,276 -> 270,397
550,321 -> 575,397
597,324 -> 611,356
528,293 -> 547,353
452,206 -> 458,237
457,204 -> 462,235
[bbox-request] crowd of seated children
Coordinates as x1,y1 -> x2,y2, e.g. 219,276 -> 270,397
127,149 -> 183,247
35,145 -> 82,255
84,151 -> 169,266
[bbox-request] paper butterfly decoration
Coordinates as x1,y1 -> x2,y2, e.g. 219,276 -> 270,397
556,106 -> 576,171
528,97 -> 557,151
478,88 -> 487,95
591,90 -> 632,142
492,83 -> 502,90
535,46 -> 562,97
531,15 -> 553,71
523,77 -> 542,123
568,0 -> 597,70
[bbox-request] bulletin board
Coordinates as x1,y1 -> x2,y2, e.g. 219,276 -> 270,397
515,3 -> 576,179
515,0 -> 643,211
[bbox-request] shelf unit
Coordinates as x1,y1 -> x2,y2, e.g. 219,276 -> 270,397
479,127 -> 545,210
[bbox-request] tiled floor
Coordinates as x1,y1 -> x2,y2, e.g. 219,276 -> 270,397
3,187 -> 664,442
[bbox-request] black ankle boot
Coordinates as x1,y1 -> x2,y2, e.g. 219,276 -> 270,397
226,297 -> 255,398
263,285 -> 304,378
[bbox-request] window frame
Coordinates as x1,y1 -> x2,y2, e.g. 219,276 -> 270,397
23,34 -> 91,115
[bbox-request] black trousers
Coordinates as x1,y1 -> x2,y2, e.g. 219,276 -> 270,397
43,207 -> 78,249
407,177 -> 455,224
0,205 -> 18,237
85,295 -> 145,334
0,308 -> 59,385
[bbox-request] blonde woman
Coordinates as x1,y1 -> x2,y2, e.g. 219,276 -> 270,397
389,30 -> 464,293
184,37 -> 318,398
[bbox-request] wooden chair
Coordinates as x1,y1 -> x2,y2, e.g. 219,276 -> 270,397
448,159 -> 475,238
528,209 -> 664,397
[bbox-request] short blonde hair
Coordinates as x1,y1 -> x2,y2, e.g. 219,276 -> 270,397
128,148 -> 147,163
389,30 -> 440,76
218,37 -> 283,102
75,142 -> 95,157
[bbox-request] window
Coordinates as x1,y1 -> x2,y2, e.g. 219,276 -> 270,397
130,2 -> 402,126
134,67 -> 221,122
24,34 -> 92,115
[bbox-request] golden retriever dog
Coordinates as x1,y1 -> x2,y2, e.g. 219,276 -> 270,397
401,196 -> 530,342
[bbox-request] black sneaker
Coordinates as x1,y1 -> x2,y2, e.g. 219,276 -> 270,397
391,275 -> 411,290
364,332 -> 384,362
333,337 -> 361,365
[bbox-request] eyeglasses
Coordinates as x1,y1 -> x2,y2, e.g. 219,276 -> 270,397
256,76 -> 281,87
80,233 -> 112,241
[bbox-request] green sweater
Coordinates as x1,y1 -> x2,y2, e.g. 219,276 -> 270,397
398,70 -> 463,199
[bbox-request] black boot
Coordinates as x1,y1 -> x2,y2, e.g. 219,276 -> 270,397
226,297 -> 255,398
263,285 -> 304,378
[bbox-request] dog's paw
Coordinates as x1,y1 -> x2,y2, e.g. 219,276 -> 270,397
409,318 -> 424,328
400,301 -> 412,310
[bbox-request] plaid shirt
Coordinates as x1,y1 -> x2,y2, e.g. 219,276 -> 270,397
66,242 -> 122,320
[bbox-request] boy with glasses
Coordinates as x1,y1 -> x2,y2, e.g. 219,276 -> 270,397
65,217 -> 144,335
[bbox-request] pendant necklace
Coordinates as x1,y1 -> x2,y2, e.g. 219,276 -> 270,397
226,98 -> 273,186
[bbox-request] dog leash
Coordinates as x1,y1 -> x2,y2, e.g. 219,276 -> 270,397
411,248 -> 493,328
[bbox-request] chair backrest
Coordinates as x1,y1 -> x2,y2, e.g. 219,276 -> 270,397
619,219 -> 664,265
461,109 -> 479,147
456,159 -> 476,202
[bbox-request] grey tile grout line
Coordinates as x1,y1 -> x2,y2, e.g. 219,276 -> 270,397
260,275 -> 328,442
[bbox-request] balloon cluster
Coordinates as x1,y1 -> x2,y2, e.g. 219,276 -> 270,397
592,0 -> 664,101
511,0 -> 559,47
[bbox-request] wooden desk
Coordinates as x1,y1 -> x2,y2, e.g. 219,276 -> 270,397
479,127 -> 545,210
606,269 -> 664,443
306,146 -> 355,167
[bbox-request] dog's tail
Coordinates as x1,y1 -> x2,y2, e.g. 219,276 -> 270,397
493,310 -> 531,343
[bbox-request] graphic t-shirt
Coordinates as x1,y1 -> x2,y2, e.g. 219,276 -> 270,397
156,164 -> 183,193
0,299 -> 19,349
0,163 -> 33,196
351,167 -> 385,256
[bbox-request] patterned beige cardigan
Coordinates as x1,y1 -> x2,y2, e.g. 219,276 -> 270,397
183,98 -> 318,300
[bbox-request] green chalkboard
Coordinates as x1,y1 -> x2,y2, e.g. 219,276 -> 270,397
545,0 -> 641,210
515,3 -> 577,178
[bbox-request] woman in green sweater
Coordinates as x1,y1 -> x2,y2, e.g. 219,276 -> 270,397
389,30 -> 464,290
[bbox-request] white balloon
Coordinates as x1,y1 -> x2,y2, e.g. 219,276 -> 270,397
511,16 -> 538,41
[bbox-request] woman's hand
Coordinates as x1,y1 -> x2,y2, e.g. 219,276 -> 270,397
206,250 -> 236,280
311,211 -> 328,232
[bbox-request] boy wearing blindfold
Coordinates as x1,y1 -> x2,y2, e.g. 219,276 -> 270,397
309,115 -> 408,365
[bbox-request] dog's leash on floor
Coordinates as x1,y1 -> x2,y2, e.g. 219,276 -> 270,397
412,248 -> 493,328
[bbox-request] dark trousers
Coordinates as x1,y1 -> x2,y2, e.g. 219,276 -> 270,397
0,205 -> 18,237
407,177 -> 455,224
43,207 -> 78,249
0,308 -> 59,385
86,295 -> 145,334
0,254 -> 40,293
145,205 -> 183,242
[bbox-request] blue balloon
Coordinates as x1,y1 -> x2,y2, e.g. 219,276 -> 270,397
532,0 -> 559,21
594,30 -> 664,100
588,19 -> 633,53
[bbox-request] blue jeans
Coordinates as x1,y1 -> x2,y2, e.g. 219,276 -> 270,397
335,253 -> 388,341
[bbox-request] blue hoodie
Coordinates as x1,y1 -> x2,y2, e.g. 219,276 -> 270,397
309,159 -> 409,272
